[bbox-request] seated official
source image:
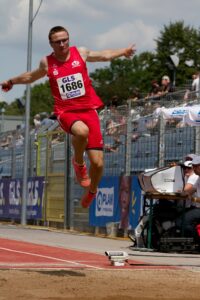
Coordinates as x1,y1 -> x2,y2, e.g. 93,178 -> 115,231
175,158 -> 200,238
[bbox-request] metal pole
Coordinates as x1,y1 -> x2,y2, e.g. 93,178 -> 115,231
21,0 -> 33,225
125,100 -> 132,176
158,115 -> 165,168
64,134 -> 72,229
0,108 -> 5,132
195,126 -> 200,155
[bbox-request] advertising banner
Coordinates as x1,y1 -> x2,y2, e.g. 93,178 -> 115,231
89,176 -> 120,227
89,175 -> 142,229
154,105 -> 200,126
0,177 -> 44,220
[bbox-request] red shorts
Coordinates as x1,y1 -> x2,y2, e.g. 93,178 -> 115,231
57,109 -> 103,150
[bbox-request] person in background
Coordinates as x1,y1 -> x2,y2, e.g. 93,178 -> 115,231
33,113 -> 41,141
146,80 -> 161,100
191,71 -> 200,99
40,112 -> 55,129
175,156 -> 200,238
159,75 -> 174,96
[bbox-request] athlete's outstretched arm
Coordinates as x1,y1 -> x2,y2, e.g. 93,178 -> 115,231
78,44 -> 136,62
0,57 -> 47,92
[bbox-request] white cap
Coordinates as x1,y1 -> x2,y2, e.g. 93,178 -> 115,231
191,156 -> 200,165
162,75 -> 170,81
185,153 -> 196,161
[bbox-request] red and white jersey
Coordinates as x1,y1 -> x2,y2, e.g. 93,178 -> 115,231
47,46 -> 104,115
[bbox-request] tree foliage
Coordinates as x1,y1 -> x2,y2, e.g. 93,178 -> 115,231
29,81 -> 54,120
155,21 -> 200,84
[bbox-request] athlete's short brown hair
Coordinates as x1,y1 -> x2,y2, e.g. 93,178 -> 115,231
48,26 -> 69,41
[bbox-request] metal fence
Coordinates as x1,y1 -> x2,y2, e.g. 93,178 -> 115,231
0,87 -> 200,232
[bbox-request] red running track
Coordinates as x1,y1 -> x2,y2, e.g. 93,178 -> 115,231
0,238 -> 177,270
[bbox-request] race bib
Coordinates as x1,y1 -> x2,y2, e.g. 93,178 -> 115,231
57,73 -> 85,100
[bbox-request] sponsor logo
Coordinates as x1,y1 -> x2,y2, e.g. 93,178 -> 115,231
62,75 -> 76,83
66,90 -> 81,98
53,69 -> 58,76
95,187 -> 114,217
171,109 -> 187,116
71,60 -> 81,68
9,180 -> 21,205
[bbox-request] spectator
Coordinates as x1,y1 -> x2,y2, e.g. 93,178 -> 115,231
108,95 -> 120,108
184,153 -> 197,162
33,113 -> 41,141
51,128 -> 64,144
146,80 -> 161,100
105,118 -> 122,146
178,161 -> 198,208
104,142 -> 120,153
183,73 -> 199,102
132,120 -> 140,141
191,71 -> 200,99
0,134 -> 13,149
162,160 -> 199,232
40,112 -> 55,128
14,132 -> 24,147
106,119 -> 118,137
128,88 -> 141,107
159,75 -> 174,96
33,114 -> 41,130
175,156 -> 200,238
118,115 -> 127,135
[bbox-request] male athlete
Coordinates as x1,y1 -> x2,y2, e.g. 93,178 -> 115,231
1,26 -> 136,208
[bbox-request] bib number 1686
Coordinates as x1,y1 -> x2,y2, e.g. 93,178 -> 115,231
60,80 -> 83,93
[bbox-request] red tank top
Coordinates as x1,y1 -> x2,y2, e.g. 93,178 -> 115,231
47,46 -> 104,115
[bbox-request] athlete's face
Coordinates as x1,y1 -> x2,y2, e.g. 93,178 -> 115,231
50,31 -> 70,56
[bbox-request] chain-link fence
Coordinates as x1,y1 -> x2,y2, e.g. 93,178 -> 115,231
0,87 -> 200,232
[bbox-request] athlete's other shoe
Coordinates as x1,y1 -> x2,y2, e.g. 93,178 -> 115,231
81,190 -> 97,208
72,158 -> 91,188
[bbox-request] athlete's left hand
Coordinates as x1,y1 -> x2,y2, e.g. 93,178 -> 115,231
124,44 -> 136,58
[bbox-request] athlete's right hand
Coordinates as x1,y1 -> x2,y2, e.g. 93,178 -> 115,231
0,80 -> 13,92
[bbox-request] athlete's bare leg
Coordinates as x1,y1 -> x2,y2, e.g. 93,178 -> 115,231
70,121 -> 91,187
87,149 -> 104,193
71,120 -> 89,164
71,120 -> 104,207
80,149 -> 103,208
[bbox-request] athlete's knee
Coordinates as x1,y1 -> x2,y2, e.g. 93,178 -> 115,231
77,128 -> 89,139
72,122 -> 89,139
90,155 -> 104,170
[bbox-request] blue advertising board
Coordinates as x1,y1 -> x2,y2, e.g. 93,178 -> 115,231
0,177 -> 44,220
89,176 -> 120,227
89,175 -> 142,229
